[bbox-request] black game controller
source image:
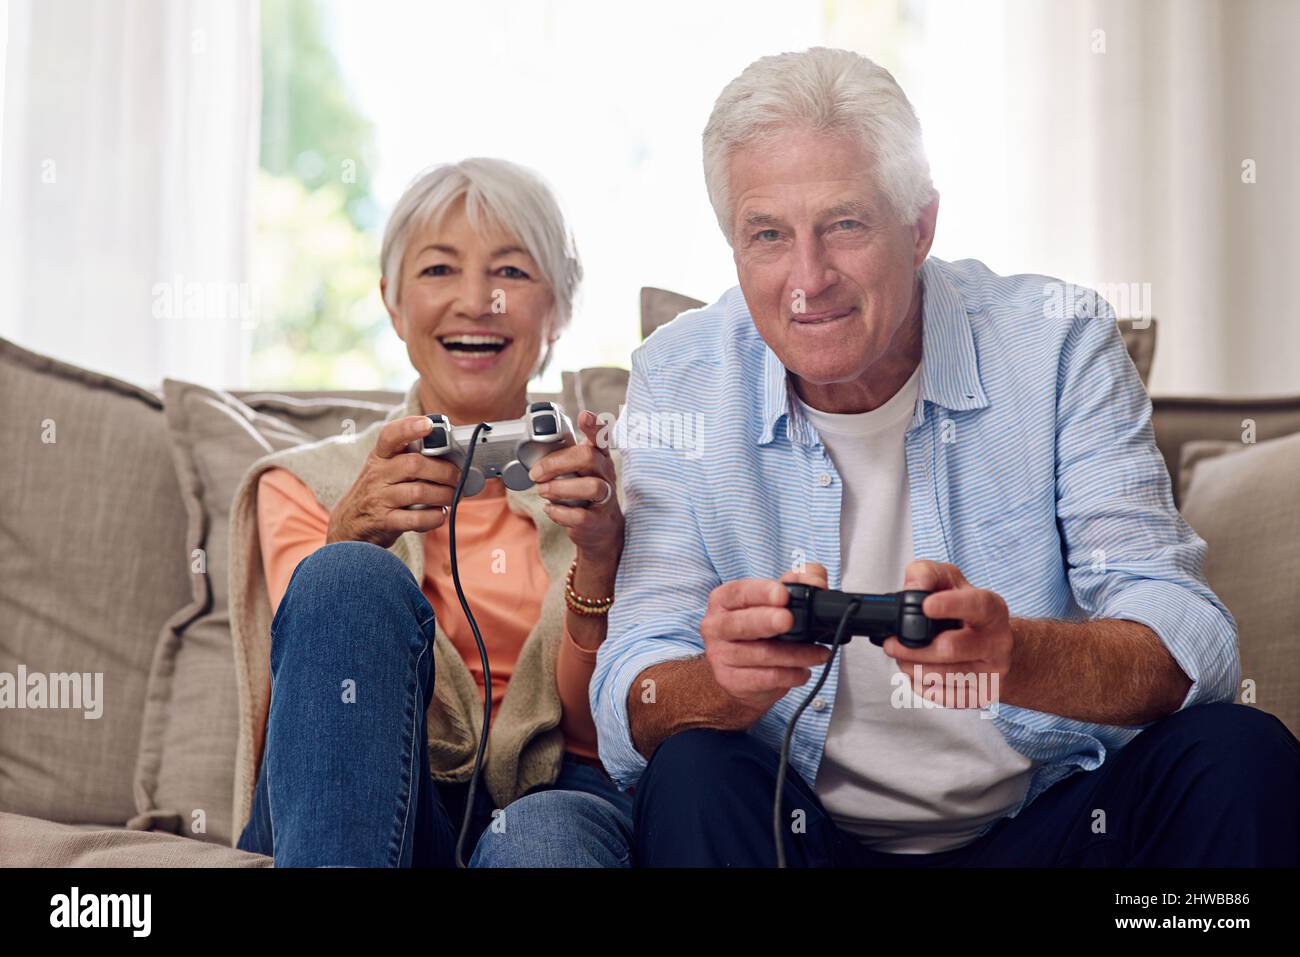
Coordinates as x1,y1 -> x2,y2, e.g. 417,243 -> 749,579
777,584 -> 961,649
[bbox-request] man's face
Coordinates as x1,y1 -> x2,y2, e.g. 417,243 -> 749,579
729,129 -> 935,405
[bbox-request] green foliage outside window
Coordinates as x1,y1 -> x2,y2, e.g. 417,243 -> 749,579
250,0 -> 406,390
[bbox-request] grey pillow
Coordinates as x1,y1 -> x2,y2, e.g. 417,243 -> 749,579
0,337 -> 193,825
1179,430 -> 1300,739
129,381 -> 396,844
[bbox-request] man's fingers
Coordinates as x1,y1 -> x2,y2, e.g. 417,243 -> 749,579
705,606 -> 795,642
902,559 -> 967,592
724,666 -> 815,695
709,578 -> 789,613
881,627 -> 977,663
779,562 -> 829,589
710,635 -> 832,669
921,587 -> 1005,629
374,415 -> 433,460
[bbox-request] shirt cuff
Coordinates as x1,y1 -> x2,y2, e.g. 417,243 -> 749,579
1098,577 -> 1240,711
594,646 -> 694,790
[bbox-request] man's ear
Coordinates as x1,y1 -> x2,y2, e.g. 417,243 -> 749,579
381,277 -> 405,342
912,192 -> 940,270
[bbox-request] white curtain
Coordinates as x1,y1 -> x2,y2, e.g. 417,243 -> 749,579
0,0 -> 259,390
907,0 -> 1300,398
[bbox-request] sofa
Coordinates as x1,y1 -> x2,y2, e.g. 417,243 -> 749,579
2,290 -> 1298,867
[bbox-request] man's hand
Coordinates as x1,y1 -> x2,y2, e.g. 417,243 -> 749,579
700,563 -> 834,722
881,559 -> 1011,709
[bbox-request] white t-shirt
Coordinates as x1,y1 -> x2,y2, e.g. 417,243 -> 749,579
799,362 -> 1038,853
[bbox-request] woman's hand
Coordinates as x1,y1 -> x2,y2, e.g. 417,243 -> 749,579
530,410 -> 624,574
326,415 -> 461,549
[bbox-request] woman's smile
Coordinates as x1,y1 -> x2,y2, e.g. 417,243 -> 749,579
436,331 -> 514,371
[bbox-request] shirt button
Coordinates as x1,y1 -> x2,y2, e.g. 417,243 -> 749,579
812,698 -> 827,712
817,473 -> 831,487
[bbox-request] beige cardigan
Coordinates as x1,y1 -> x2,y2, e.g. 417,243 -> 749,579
226,381 -> 606,847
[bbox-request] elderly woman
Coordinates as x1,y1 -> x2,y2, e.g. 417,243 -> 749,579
226,157 -> 630,867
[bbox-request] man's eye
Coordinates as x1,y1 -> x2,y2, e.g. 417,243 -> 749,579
756,229 -> 781,242
498,265 -> 530,280
420,264 -> 451,277
832,220 -> 863,232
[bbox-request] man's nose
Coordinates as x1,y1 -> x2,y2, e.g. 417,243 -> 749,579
787,236 -> 837,304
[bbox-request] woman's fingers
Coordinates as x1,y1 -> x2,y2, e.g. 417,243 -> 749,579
373,415 -> 433,460
387,502 -> 448,534
383,479 -> 455,511
529,420 -> 612,484
536,475 -> 612,506
576,409 -> 609,449
382,450 -> 462,489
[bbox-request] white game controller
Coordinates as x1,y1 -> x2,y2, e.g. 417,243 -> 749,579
404,401 -> 585,508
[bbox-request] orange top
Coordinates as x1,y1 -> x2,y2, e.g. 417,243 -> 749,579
256,466 -> 599,759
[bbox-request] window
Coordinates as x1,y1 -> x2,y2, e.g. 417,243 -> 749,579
252,0 -> 902,391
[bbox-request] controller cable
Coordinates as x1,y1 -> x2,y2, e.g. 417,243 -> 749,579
448,421 -> 493,869
773,597 -> 861,869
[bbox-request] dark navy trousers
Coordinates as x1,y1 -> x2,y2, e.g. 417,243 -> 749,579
632,703 -> 1300,867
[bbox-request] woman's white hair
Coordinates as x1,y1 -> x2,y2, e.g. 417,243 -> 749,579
380,157 -> 582,337
702,47 -> 935,243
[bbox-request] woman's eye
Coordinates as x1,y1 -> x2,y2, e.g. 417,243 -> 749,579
420,264 -> 451,277
498,265 -> 530,280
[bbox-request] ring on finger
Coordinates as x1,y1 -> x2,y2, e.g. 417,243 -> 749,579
594,478 -> 613,507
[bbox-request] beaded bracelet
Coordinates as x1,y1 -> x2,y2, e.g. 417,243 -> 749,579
564,557 -> 615,617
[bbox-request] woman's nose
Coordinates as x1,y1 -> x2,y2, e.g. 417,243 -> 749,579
452,273 -> 494,318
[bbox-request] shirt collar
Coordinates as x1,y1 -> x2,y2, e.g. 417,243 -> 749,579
758,257 -> 990,446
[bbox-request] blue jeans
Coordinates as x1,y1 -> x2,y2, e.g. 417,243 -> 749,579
470,756 -> 633,867
235,540 -> 631,868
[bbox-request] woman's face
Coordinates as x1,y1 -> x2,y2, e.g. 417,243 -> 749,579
384,197 -> 556,425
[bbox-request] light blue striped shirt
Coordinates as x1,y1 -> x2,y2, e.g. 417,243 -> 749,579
590,256 -> 1240,831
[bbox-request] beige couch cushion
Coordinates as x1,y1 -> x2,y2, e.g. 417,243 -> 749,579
0,810 -> 271,867
129,381 -> 397,846
0,337 -> 192,825
1179,431 -> 1300,738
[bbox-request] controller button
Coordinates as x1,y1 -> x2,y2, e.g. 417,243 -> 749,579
528,401 -> 552,413
533,414 -> 558,436
426,426 -> 447,449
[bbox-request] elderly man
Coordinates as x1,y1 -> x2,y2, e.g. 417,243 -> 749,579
590,47 -> 1300,867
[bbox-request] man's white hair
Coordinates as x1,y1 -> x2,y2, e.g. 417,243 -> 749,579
702,47 -> 935,243
380,157 -> 582,335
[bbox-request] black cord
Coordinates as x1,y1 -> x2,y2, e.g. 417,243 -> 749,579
450,421 -> 492,869
773,598 -> 860,869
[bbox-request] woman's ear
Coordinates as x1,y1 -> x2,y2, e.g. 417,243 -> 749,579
381,277 -> 405,342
